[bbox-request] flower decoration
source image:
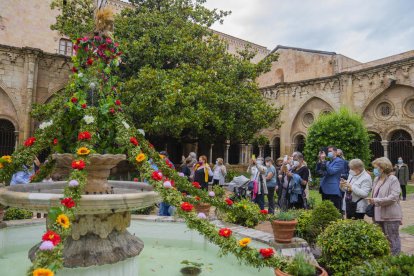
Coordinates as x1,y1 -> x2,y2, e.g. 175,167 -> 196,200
137,129 -> 145,136
194,196 -> 201,201
165,159 -> 174,168
197,213 -> 207,219
208,191 -> 215,197
68,179 -> 79,187
39,120 -> 53,130
181,202 -> 194,212
1,155 -> 12,163
239,238 -> 251,247
115,99 -> 121,105
135,153 -> 146,163
53,138 -> 58,145
33,268 -> 54,276
130,137 -> 139,146
260,209 -> 268,215
77,147 -> 91,155
163,181 -> 172,189
78,131 -> 91,140
42,230 -> 61,246
192,182 -> 201,189
122,121 -> 130,129
218,228 -> 232,238
87,57 -> 94,66
61,197 -> 76,208
259,248 -> 274,259
24,137 -> 36,147
39,241 -> 55,251
81,103 -> 87,109
133,178 -> 138,182
56,214 -> 70,229
225,198 -> 234,206
178,172 -> 185,177
71,160 -> 86,170
151,171 -> 163,181
71,97 -> 78,103
83,115 -> 95,124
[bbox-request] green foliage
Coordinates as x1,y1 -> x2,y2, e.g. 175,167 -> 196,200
349,254 -> 414,276
296,200 -> 341,245
4,207 -> 33,220
317,220 -> 390,275
285,253 -> 316,276
274,210 -> 297,221
224,199 -> 265,228
251,135 -> 269,146
303,107 -> 371,174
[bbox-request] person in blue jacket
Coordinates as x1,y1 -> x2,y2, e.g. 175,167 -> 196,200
319,146 -> 345,211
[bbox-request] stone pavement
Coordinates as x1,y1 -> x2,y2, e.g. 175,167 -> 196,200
255,191 -> 414,255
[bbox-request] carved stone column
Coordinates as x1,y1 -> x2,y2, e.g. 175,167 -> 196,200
259,145 -> 264,157
270,144 -> 275,160
239,143 -> 245,164
23,49 -> 40,139
224,140 -> 230,165
209,144 -> 214,164
381,140 -> 389,159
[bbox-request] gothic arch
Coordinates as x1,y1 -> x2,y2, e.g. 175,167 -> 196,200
0,114 -> 19,130
0,79 -> 19,113
385,125 -> 414,142
291,96 -> 336,123
40,84 -> 66,104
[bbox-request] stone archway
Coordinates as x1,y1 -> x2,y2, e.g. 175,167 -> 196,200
293,133 -> 306,153
388,130 -> 413,176
272,137 -> 281,159
368,132 -> 384,161
0,119 -> 16,155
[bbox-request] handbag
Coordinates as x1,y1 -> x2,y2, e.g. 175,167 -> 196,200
365,179 -> 385,218
346,197 -> 363,218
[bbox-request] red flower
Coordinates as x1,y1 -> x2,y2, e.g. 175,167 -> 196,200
115,99 -> 121,106
225,198 -> 233,206
42,230 -> 61,246
105,37 -> 112,44
166,159 -> 173,168
259,248 -> 274,259
180,202 -> 194,212
192,182 -> 201,189
81,103 -> 87,109
133,178 -> 138,182
71,97 -> 78,103
109,108 -> 115,114
71,67 -> 78,73
219,228 -> 232,238
151,171 -> 163,181
130,137 -> 139,146
260,209 -> 268,215
72,160 -> 85,170
87,58 -> 94,66
182,192 -> 187,197
195,196 -> 201,201
61,197 -> 76,208
149,143 -> 154,149
78,131 -> 91,140
53,138 -> 58,145
24,137 -> 36,147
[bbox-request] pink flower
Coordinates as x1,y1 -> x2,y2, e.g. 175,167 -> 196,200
208,191 -> 215,197
163,181 -> 172,189
197,213 -> 207,219
39,241 -> 55,251
68,180 -> 79,187
178,172 -> 185,177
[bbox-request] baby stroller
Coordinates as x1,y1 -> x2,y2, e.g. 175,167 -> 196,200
227,175 -> 250,202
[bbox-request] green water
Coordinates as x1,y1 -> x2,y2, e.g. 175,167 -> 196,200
0,221 -> 274,275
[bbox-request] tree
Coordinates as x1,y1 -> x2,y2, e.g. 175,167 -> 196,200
303,107 -> 371,173
50,0 -> 282,144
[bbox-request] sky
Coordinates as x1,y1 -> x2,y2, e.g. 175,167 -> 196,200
204,0 -> 414,63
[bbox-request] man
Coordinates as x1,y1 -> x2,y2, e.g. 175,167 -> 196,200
319,146 -> 345,211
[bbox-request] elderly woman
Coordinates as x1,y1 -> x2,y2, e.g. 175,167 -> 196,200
340,159 -> 372,219
368,157 -> 402,255
247,157 -> 268,210
212,158 -> 227,186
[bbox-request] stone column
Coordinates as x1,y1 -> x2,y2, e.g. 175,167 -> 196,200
246,144 -> 252,164
209,144 -> 214,164
224,140 -> 230,165
259,145 -> 264,157
270,144 -> 275,160
381,140 -> 389,159
23,50 -> 40,139
239,143 -> 245,164
14,130 -> 20,151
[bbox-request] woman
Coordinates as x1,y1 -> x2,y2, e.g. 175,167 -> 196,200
193,155 -> 213,190
265,157 -> 277,214
288,152 -> 309,209
340,159 -> 372,219
367,157 -> 402,255
212,158 -> 227,186
247,157 -> 268,210
394,157 -> 409,201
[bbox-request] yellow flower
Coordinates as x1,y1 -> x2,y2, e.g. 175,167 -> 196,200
77,147 -> 90,156
159,154 -> 165,159
1,155 -> 12,163
239,237 -> 251,247
33,268 -> 54,276
0,163 -> 3,169
56,214 -> 70,229
135,153 -> 146,163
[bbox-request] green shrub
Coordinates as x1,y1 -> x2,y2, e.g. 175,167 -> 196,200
285,253 -> 316,276
274,210 -> 297,221
4,207 -> 33,220
317,220 -> 390,275
304,107 -> 371,175
224,199 -> 265,228
349,254 -> 414,276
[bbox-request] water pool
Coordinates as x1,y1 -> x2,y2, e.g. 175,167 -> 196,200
0,220 -> 274,276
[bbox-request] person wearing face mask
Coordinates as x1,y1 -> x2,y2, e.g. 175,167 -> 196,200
193,155 -> 213,190
394,157 -> 409,201
247,157 -> 268,210
340,159 -> 372,219
264,157 -> 277,214
212,158 -> 227,186
367,157 -> 402,255
319,146 -> 345,211
287,152 -> 309,209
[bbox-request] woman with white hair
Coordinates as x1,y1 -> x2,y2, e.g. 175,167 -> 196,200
247,157 -> 268,210
340,159 -> 372,219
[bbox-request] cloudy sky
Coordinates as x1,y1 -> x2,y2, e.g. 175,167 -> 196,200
205,0 -> 414,62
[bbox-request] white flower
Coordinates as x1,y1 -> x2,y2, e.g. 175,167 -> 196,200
78,72 -> 83,78
83,115 -> 95,125
89,82 -> 96,90
122,121 -> 130,129
39,120 -> 53,130
137,129 -> 145,136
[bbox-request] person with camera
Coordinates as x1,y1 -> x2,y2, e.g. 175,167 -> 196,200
287,152 -> 309,209
247,156 -> 268,210
340,159 -> 372,219
319,146 -> 345,211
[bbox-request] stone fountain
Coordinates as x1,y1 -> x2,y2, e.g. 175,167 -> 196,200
0,153 -> 160,272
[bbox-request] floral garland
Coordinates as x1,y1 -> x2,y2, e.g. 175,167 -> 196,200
0,34 -> 283,276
